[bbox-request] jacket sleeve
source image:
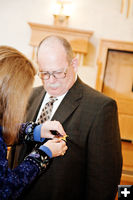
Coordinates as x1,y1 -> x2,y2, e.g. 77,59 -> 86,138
86,99 -> 122,200
8,122 -> 43,169
0,134 -> 50,200
0,136 -> 39,200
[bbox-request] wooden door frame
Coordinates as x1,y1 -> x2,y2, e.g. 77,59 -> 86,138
95,39 -> 133,91
95,39 -> 133,185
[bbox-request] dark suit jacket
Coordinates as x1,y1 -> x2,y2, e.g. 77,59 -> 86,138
12,78 -> 122,200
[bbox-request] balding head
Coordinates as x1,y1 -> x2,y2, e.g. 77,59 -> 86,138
37,35 -> 73,65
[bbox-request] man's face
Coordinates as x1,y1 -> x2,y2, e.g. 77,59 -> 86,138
37,44 -> 77,97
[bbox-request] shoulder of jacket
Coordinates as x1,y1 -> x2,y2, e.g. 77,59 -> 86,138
81,83 -> 116,105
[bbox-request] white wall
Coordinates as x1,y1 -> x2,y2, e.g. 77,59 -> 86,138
0,0 -> 133,88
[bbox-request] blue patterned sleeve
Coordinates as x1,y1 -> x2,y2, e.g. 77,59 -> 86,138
18,122 -> 45,143
0,131 -> 49,200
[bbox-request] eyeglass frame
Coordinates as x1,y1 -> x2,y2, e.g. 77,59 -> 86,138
37,66 -> 68,80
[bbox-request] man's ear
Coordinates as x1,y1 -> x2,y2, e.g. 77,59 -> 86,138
71,57 -> 78,72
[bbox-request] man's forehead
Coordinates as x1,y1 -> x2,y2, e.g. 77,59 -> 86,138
41,66 -> 65,72
38,52 -> 68,70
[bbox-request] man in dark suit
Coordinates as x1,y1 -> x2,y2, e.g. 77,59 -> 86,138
14,35 -> 122,200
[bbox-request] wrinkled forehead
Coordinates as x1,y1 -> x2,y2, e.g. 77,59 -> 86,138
38,43 -> 69,71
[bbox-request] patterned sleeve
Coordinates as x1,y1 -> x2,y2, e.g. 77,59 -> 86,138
0,132 -> 49,200
18,122 -> 38,143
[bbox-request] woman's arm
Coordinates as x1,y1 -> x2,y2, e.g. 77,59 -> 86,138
0,133 -> 50,199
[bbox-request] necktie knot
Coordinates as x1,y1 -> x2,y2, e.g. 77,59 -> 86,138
49,96 -> 57,105
49,96 -> 57,103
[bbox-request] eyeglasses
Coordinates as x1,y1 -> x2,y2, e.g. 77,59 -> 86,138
38,68 -> 68,80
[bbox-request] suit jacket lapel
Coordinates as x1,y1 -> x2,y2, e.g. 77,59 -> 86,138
52,78 -> 83,124
26,86 -> 46,122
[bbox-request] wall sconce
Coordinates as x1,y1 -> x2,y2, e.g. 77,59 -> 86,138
53,0 -> 72,26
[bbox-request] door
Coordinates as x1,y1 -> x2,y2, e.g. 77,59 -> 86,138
102,50 -> 133,141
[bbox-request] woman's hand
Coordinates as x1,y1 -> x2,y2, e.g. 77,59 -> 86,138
41,120 -> 66,139
44,139 -> 68,157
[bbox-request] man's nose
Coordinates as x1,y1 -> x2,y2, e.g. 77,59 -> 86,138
49,74 -> 56,83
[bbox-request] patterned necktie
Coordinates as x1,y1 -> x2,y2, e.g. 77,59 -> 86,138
37,96 -> 57,124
